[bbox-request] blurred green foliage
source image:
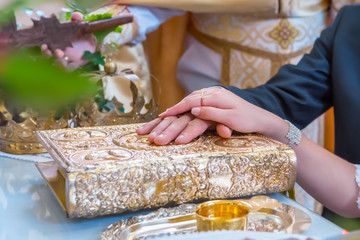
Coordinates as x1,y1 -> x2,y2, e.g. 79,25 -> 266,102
323,209 -> 360,231
80,51 -> 114,113
0,0 -> 25,25
83,13 -> 112,22
65,11 -> 72,20
82,51 -> 105,67
65,0 -> 101,14
82,13 -> 122,43
0,49 -> 97,112
0,0 -> 106,112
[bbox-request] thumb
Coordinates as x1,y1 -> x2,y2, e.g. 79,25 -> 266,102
216,124 -> 232,138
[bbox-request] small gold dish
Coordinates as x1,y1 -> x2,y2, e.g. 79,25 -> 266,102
196,200 -> 250,232
100,196 -> 312,240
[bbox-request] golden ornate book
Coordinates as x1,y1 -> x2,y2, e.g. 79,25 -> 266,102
35,124 -> 296,218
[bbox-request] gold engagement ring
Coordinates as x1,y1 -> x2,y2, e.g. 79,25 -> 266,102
200,89 -> 205,106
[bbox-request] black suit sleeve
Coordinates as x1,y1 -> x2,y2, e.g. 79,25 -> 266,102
223,7 -> 346,129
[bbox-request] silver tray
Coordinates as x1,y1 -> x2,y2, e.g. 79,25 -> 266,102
100,196 -> 311,240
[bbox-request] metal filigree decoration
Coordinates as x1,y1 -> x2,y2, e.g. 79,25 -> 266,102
101,204 -> 197,240
0,14 -> 157,155
0,100 -> 71,154
36,124 -> 296,218
100,196 -> 311,240
0,78 -> 157,154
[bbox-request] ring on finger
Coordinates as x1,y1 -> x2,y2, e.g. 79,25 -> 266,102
200,89 -> 205,106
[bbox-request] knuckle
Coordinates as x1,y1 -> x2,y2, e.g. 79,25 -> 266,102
182,98 -> 191,105
193,118 -> 210,127
163,116 -> 177,122
187,119 -> 202,129
166,122 -> 179,132
179,113 -> 194,122
200,108 -> 209,118
191,90 -> 200,96
213,91 -> 221,98
150,118 -> 162,124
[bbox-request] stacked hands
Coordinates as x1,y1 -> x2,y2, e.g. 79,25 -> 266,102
38,13 -> 289,147
41,12 -> 97,70
137,87 -> 288,146
36,6 -> 360,218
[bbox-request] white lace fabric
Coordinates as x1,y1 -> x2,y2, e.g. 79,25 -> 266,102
355,164 -> 360,209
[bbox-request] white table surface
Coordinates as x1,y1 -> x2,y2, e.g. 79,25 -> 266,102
0,155 -> 344,240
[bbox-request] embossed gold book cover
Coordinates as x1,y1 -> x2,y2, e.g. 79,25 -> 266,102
35,124 -> 296,218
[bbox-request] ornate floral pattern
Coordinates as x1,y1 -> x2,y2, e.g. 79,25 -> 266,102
36,124 -> 297,218
268,20 -> 300,49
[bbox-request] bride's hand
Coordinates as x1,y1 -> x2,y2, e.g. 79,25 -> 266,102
159,87 -> 286,142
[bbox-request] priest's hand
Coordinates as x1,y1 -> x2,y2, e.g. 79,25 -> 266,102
41,12 -> 97,70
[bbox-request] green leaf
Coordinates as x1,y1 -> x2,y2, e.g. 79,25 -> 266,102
65,1 -> 88,14
114,26 -> 123,33
66,0 -> 100,14
65,11 -> 72,20
82,13 -> 116,43
83,13 -> 113,22
93,28 -> 117,43
0,0 -> 26,25
0,50 -> 97,111
82,51 -> 105,66
0,0 -> 52,25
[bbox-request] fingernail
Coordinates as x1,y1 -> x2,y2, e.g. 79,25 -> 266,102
138,125 -> 144,129
191,107 -> 200,116
148,132 -> 157,137
157,134 -> 165,138
177,135 -> 184,139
